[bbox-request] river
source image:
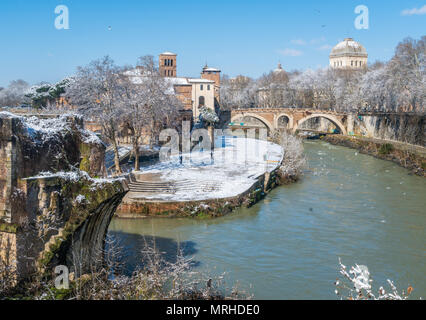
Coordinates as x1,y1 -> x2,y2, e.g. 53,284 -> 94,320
108,140 -> 426,299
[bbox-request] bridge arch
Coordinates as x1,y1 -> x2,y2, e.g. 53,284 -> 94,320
275,113 -> 294,130
230,113 -> 274,132
293,114 -> 347,135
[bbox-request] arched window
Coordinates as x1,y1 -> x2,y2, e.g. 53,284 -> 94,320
199,96 -> 205,106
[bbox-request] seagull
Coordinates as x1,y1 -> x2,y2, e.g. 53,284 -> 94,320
108,26 -> 112,31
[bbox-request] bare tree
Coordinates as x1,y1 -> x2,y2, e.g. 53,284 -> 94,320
0,80 -> 29,107
121,55 -> 181,171
66,56 -> 126,175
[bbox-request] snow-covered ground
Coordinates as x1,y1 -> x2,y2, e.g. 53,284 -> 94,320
130,136 -> 283,201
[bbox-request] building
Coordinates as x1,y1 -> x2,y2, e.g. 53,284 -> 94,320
273,63 -> 285,74
158,53 -> 221,122
201,64 -> 221,110
159,52 -> 177,77
329,38 -> 368,70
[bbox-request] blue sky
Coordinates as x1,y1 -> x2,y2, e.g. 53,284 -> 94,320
0,0 -> 425,86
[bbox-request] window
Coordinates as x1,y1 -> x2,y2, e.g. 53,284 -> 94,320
207,85 -> 210,90
351,61 -> 353,66
199,96 -> 205,106
171,59 -> 173,66
164,70 -> 167,76
355,61 -> 358,67
171,70 -> 173,76
200,85 -> 203,90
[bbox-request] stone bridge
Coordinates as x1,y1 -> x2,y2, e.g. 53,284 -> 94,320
230,108 -> 353,135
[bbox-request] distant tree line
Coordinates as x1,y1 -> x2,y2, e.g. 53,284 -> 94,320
220,36 -> 425,113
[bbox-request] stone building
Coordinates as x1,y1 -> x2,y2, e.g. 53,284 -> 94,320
329,38 -> 368,70
126,52 -> 221,123
157,53 -> 221,122
159,52 -> 177,77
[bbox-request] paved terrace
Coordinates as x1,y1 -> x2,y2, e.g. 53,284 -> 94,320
125,137 -> 283,202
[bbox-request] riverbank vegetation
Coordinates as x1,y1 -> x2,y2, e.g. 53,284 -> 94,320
335,259 -> 413,300
0,238 -> 250,300
272,130 -> 307,183
322,135 -> 426,177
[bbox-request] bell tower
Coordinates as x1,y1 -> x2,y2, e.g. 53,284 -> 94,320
159,52 -> 177,77
201,64 -> 221,87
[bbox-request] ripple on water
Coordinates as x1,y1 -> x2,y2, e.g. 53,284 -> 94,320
108,141 -> 426,299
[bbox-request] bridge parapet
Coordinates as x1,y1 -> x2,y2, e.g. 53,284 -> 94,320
230,108 -> 351,134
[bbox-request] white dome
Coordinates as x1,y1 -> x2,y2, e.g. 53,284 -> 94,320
330,38 -> 367,58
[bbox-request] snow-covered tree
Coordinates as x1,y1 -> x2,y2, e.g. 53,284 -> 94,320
0,79 -> 29,107
122,55 -> 181,170
66,56 -> 126,175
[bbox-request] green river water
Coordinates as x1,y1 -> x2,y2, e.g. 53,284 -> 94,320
108,140 -> 426,299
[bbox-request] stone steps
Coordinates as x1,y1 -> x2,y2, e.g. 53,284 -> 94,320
127,178 -> 223,195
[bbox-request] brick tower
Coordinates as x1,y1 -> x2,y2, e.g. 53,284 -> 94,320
201,64 -> 221,110
159,52 -> 177,77
201,64 -> 221,87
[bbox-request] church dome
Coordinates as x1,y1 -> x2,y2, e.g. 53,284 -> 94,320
330,38 -> 367,58
273,63 -> 285,73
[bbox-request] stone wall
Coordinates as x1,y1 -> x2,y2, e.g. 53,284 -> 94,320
322,135 -> 426,177
0,113 -> 127,281
352,114 -> 425,146
0,114 -> 106,224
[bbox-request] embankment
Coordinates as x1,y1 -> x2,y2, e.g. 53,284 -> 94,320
116,167 -> 292,219
322,135 -> 426,177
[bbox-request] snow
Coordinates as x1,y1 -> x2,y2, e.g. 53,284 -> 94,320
334,39 -> 362,50
188,78 -> 215,83
0,112 -> 103,146
25,115 -> 73,140
131,136 -> 283,202
75,194 -> 87,204
25,170 -> 124,189
203,67 -> 221,72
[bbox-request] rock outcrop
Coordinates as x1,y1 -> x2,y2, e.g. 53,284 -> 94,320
0,113 -> 128,281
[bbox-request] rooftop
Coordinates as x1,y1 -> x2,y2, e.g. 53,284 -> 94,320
203,67 -> 221,72
188,78 -> 215,83
160,52 -> 177,56
330,38 -> 368,58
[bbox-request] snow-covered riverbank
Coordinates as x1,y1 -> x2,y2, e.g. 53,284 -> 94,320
126,137 -> 283,202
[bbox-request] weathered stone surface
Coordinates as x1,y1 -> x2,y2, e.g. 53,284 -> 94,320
0,113 -> 128,281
